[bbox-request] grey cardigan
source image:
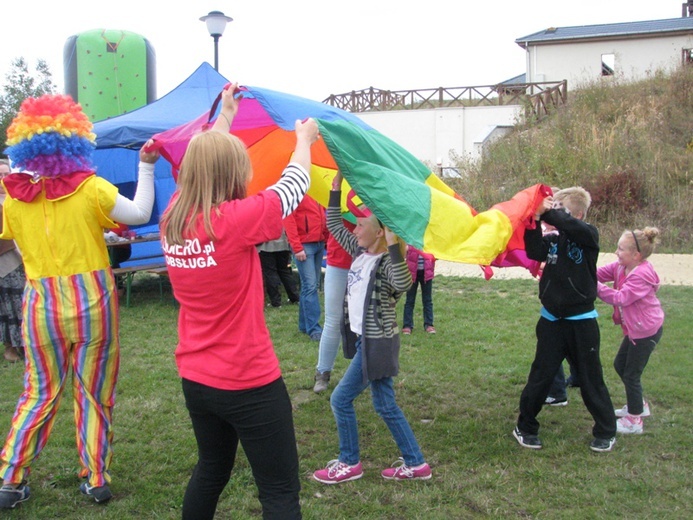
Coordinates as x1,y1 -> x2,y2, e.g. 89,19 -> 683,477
326,190 -> 412,382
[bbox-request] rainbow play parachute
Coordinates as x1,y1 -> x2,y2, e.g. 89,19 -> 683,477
151,85 -> 546,270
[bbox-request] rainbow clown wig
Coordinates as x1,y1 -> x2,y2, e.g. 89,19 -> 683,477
5,94 -> 96,177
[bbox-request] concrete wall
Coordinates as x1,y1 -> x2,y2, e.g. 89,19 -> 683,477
526,33 -> 693,86
356,104 -> 521,167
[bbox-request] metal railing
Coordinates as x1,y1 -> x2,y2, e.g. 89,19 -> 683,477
322,80 -> 568,120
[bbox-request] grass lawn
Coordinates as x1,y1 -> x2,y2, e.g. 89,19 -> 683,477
0,275 -> 691,519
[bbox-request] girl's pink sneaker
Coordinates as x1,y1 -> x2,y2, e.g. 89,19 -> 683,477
616,415 -> 644,434
381,458 -> 432,480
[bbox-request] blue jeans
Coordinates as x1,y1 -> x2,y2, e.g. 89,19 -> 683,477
316,265 -> 349,373
294,241 -> 324,336
548,364 -> 568,401
403,270 -> 433,329
330,340 -> 424,466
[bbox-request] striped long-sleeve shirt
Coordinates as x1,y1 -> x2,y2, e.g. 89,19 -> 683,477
326,190 -> 412,381
267,162 -> 310,218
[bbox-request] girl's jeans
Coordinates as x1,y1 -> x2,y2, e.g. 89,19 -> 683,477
330,340 -> 424,467
403,270 -> 433,329
316,265 -> 349,373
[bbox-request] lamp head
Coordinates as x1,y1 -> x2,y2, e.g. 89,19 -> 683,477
200,10 -> 233,37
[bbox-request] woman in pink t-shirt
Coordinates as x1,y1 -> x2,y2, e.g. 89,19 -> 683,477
160,84 -> 319,520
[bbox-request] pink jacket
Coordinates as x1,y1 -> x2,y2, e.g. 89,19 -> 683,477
405,246 -> 436,282
597,260 -> 664,341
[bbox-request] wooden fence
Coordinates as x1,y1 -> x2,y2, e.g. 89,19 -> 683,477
322,80 -> 568,121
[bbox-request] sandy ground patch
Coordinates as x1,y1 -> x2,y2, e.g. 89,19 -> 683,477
437,254 -> 692,287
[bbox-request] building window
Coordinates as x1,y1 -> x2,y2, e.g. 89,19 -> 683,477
601,54 -> 615,76
683,49 -> 693,65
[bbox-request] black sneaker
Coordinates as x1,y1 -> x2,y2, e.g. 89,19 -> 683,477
0,481 -> 30,509
80,482 -> 113,503
545,396 -> 568,407
589,437 -> 616,453
512,427 -> 543,449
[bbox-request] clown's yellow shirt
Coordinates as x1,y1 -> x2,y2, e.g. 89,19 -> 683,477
1,175 -> 118,280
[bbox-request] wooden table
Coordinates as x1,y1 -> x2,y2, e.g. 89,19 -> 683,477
106,233 -> 167,307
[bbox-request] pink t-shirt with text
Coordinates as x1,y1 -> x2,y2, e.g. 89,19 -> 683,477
163,191 -> 284,390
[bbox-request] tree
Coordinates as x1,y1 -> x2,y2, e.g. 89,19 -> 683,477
0,57 -> 57,158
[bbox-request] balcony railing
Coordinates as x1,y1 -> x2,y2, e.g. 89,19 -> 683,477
322,80 -> 568,120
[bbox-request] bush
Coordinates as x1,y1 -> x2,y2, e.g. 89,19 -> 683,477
586,169 -> 647,221
453,66 -> 693,253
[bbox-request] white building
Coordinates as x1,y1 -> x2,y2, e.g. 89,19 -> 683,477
515,17 -> 693,87
356,13 -> 693,167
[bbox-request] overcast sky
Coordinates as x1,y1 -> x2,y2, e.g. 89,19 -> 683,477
0,1 -> 683,102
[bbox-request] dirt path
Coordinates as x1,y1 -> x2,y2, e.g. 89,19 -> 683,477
437,254 -> 693,286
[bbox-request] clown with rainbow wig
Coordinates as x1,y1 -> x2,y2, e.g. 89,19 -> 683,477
0,94 -> 159,508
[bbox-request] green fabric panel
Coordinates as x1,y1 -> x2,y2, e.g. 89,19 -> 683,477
317,119 -> 432,249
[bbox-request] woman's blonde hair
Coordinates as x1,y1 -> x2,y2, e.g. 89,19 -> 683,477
624,227 -> 661,260
161,131 -> 252,245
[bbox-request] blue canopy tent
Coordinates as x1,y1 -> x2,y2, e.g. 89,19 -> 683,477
92,62 -> 229,264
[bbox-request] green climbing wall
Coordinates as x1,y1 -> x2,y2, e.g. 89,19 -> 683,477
64,29 -> 156,122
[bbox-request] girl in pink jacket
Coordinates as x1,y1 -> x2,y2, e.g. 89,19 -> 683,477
402,246 -> 436,335
597,227 -> 664,435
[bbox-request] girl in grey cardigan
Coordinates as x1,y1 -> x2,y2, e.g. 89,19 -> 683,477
313,171 -> 431,485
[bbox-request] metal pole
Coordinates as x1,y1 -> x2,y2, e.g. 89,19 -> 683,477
213,35 -> 220,71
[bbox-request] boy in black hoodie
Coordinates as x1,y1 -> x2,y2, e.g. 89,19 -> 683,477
513,187 -> 617,453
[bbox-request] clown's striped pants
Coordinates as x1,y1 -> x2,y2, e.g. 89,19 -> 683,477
0,269 -> 120,488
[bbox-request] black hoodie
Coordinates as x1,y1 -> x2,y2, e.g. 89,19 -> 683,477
524,209 -> 600,318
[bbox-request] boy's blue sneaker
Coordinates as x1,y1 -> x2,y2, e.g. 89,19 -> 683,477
545,396 -> 568,406
0,481 -> 30,509
80,482 -> 113,503
512,427 -> 543,449
589,437 -> 616,453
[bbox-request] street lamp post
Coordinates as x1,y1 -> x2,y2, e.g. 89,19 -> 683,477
200,10 -> 233,71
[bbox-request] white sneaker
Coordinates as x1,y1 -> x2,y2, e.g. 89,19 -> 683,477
615,401 -> 650,418
617,415 -> 644,434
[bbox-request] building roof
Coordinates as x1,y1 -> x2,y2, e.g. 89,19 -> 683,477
515,17 -> 693,48
497,73 -> 526,86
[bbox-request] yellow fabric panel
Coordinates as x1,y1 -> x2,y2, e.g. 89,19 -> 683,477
423,188 -> 513,265
307,163 -> 337,208
2,177 -> 118,279
306,163 -> 356,214
424,173 -> 457,197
